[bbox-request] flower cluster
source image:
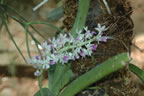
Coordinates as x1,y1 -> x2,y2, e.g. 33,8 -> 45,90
29,24 -> 112,76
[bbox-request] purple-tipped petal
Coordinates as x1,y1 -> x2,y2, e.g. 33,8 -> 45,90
74,37 -> 79,41
54,50 -> 57,55
35,56 -> 40,60
74,55 -> 79,60
80,51 -> 84,56
101,37 -> 107,42
91,31 -> 96,36
49,60 -> 55,65
63,56 -> 69,62
50,44 -> 54,49
91,44 -> 98,51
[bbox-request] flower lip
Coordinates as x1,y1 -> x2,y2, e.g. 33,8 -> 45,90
80,51 -> 84,56
91,44 -> 98,51
54,50 -> 57,55
63,56 -> 69,62
35,56 -> 40,60
91,31 -> 96,35
50,44 -> 54,49
49,60 -> 55,65
74,37 -> 79,41
74,55 -> 79,60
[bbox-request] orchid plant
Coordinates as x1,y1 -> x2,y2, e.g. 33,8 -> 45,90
0,0 -> 132,96
29,23 -> 112,76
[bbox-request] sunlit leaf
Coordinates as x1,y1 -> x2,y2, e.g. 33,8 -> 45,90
60,53 -> 129,96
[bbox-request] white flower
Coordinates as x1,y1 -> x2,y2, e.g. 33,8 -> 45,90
87,48 -> 93,56
78,34 -> 84,41
49,37 -> 58,48
75,47 -> 82,53
72,49 -> 80,60
41,41 -> 48,49
58,33 -> 67,39
96,34 -> 102,44
42,63 -> 50,69
68,33 -> 74,43
84,26 -> 92,39
80,49 -> 87,58
76,29 -> 83,35
85,43 -> 92,49
34,70 -> 41,77
95,23 -> 108,34
50,54 -> 59,62
59,53 -> 68,64
84,26 -> 88,31
68,52 -> 73,59
85,31 -> 92,39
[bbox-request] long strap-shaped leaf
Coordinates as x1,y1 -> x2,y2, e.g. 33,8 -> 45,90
71,0 -> 90,37
60,53 -> 129,96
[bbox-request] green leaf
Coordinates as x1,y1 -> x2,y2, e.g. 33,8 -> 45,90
48,63 -> 74,95
7,5 -> 47,40
34,88 -> 55,96
60,53 -> 129,96
71,0 -> 90,37
9,15 -> 42,56
129,64 -> 144,82
46,6 -> 64,21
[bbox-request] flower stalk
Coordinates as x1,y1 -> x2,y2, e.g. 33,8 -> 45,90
29,24 -> 112,74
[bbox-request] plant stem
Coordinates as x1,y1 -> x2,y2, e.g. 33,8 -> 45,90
38,69 -> 44,96
58,36 -> 96,53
